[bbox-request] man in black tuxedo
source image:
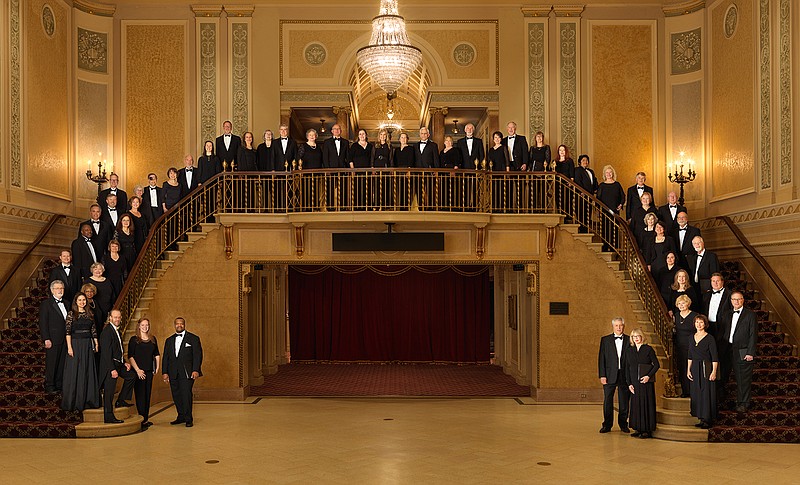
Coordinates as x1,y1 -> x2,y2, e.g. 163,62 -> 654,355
81,204 -> 112,257
98,309 -> 136,423
455,123 -> 485,169
625,172 -> 654,221
322,124 -> 349,168
702,273 -> 733,339
686,236 -> 719,293
101,193 -> 121,229
719,292 -> 757,413
573,154 -> 598,194
142,173 -> 164,221
71,224 -> 99,280
215,120 -> 241,169
38,280 -> 68,394
656,191 -> 685,233
162,317 -> 203,427
598,317 -> 631,433
48,249 -> 81,304
275,124 -> 298,171
98,173 -> 128,213
502,121 -> 529,171
673,211 -> 701,269
177,155 -> 199,199
414,127 -> 439,168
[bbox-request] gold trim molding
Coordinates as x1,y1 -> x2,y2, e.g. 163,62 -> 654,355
663,0 -> 705,17
522,6 -> 553,18
553,5 -> 585,17
224,5 -> 255,17
191,4 -> 223,17
73,0 -> 116,17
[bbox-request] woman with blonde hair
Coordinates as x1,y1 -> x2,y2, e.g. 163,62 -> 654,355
625,328 -> 660,438
596,164 -> 625,251
668,268 -> 699,315
673,294 -> 698,398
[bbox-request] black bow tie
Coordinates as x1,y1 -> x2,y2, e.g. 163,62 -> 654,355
679,227 -> 687,231
84,237 -> 91,242
149,186 -> 157,189
225,134 -> 231,137
63,266 -> 70,270
508,136 -> 515,139
420,141 -> 427,144
281,138 -> 288,141
92,220 -> 99,224
733,310 -> 741,314
334,138 -> 340,141
108,208 -> 116,211
176,332 -> 185,337
637,186 -> 644,190
186,168 -> 193,172
466,137 -> 473,140
713,290 -> 723,295
614,336 -> 624,340
55,299 -> 62,304
670,205 -> 677,208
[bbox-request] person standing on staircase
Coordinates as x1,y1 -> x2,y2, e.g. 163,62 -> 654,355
719,292 -> 757,413
598,317 -> 631,434
39,280 -> 68,394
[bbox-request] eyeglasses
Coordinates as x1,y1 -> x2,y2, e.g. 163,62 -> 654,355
731,297 -> 744,301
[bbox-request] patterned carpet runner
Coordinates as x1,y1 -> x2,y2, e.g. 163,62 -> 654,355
708,261 -> 800,443
250,362 -> 531,397
0,260 -> 80,438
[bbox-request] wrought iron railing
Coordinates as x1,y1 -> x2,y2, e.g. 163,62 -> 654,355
117,170 -> 673,387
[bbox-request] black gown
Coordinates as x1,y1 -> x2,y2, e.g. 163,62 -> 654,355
129,336 -> 160,423
393,146 -> 415,168
162,182 -> 181,210
688,333 -> 719,424
348,143 -> 372,208
236,146 -> 259,171
439,148 -> 461,169
349,143 -> 372,169
647,236 -> 677,273
529,145 -> 550,171
115,229 -> 137,271
487,146 -> 508,171
673,310 -> 698,397
596,181 -> 625,248
61,311 -> 100,411
393,146 -> 415,208
129,211 -> 149,254
86,277 -> 113,327
625,343 -> 660,433
101,252 -> 126,300
297,143 -> 322,169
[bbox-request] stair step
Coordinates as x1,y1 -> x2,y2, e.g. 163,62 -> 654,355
82,405 -> 132,422
652,423 -> 708,442
708,426 -> 800,443
164,251 -> 183,261
155,260 -> 174,270
716,410 -> 800,427
657,408 -> 699,426
199,222 -> 219,233
658,395 -> 691,411
0,421 -> 76,438
0,406 -> 81,423
176,241 -> 193,252
75,414 -> 142,438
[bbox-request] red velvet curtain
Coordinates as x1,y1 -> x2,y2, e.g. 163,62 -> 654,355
289,265 -> 491,363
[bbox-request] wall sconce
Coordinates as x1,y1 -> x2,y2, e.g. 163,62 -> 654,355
86,154 -> 109,198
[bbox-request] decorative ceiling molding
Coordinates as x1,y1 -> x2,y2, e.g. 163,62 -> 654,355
224,5 -> 255,18
553,5 -> 585,18
521,6 -> 553,18
73,0 -> 116,17
191,4 -> 224,18
663,0 -> 705,17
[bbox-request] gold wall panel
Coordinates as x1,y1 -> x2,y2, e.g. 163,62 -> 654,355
590,24 -> 654,186
711,0 -> 755,198
671,81 -> 703,203
238,229 -> 293,256
286,27 -> 365,80
25,0 -> 69,197
414,29 -> 491,80
124,24 -> 185,188
77,80 -> 108,200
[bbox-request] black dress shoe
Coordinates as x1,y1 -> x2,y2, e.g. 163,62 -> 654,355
699,422 -> 711,429
185,422 -> 193,428
631,431 -> 642,437
115,401 -> 131,408
735,405 -> 747,414
105,418 -> 124,424
620,426 -> 631,433
599,427 -> 611,433
170,419 -> 185,425
639,432 -> 651,439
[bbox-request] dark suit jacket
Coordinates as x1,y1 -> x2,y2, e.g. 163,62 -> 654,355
80,219 -> 112,257
720,307 -> 758,358
48,265 -> 82,304
98,188 -> 128,213
177,167 -> 200,198
702,287 -> 734,323
162,332 -> 203,380
98,324 -> 126,381
686,249 -> 720,289
100,207 -> 121,235
673,224 -> 702,267
573,166 -> 598,195
502,135 -> 529,170
197,154 -> 222,184
275,138 -> 298,171
414,141 -> 439,168
598,333 -> 629,385
656,204 -> 686,232
625,184 -> 654,220
71,236 -> 98,280
216,134 -> 242,166
142,185 -> 164,220
322,137 -> 349,168
38,297 -> 67,343
455,136 -> 485,168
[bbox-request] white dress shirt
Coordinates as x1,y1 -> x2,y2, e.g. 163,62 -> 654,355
224,134 -> 232,150
148,186 -> 159,207
694,250 -> 705,282
174,332 -> 185,357
708,289 -> 724,322
614,334 -> 624,369
507,136 -> 516,161
466,137 -> 474,156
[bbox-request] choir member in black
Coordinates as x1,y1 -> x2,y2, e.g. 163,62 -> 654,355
85,262 -> 113,328
162,317 -> 203,427
372,129 -> 392,168
656,191 -> 685,233
349,129 -> 372,210
49,249 -> 81,304
115,214 -> 137,271
703,273 -> 733,340
162,167 -> 182,213
673,294 -> 698,398
101,240 -> 126,300
322,124 -> 349,169
528,131 -> 551,171
372,129 -> 393,208
236,131 -> 258,171
668,269 -> 700,315
275,125 -> 297,172
143,173 -> 163,222
438,136 -> 461,209
98,309 -> 136,423
687,314 -> 718,428
598,317 -> 630,434
719,292 -> 757,412
298,129 -> 323,169
129,318 -> 161,430
630,192 -> 658,239
439,136 -> 460,169
177,155 -> 199,199
655,251 -> 679,305
98,173 -> 128,214
257,130 -> 276,172
197,140 -> 222,184
61,292 -> 100,412
39,280 -> 68,394
488,131 -> 510,211
646,221 -> 676,273
502,122 -> 528,171
674,211 -> 702,270
625,172 -> 654,221
394,132 -> 415,209
80,283 -> 102,333
596,165 -> 625,251
573,154 -> 598,232
455,123 -> 484,169
636,212 -> 657,254
687,236 -> 720,294
82,204 -> 112,260
415,127 -> 439,168
127,196 -> 149,254
553,144 -> 575,219
129,185 -> 144,211
215,120 -> 241,169
625,328 -> 660,438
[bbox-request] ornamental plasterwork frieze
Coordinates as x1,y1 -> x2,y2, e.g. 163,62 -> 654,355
724,3 -> 738,39
759,0 -> 771,189
42,4 -> 56,38
304,43 -> 327,66
559,22 -> 577,153
779,0 -> 792,185
77,28 -> 108,73
199,22 -> 218,144
663,0 -> 705,17
280,91 -> 351,104
10,0 -> 22,187
671,29 -> 701,74
452,42 -> 476,67
231,23 -> 249,132
73,0 -> 116,17
528,22 -> 546,136
428,92 -> 499,105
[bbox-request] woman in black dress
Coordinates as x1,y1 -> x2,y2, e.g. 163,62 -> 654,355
371,129 -> 393,207
198,140 -> 223,183
439,136 -> 462,209
348,129 -> 372,209
528,131 -> 550,171
439,136 -> 461,169
85,262 -> 113,328
596,165 -> 625,251
101,240 -> 126,301
394,132 -> 415,209
668,269 -> 700,315
128,196 -> 149,253
61,292 -> 100,412
128,317 -> 161,430
646,221 -> 677,273
488,131 -> 510,211
630,192 -> 658,238
115,214 -> 137,271
237,131 -> 259,171
636,213 -> 658,255
487,131 -> 509,172
257,130 -> 276,172
298,129 -> 322,169
394,132 -> 414,168
625,328 -> 660,438
688,314 -> 719,429
162,167 -> 181,212
80,283 -> 103,333
673,294 -> 698,398
655,251 -> 679,304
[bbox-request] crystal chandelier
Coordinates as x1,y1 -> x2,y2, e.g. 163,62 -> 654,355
356,0 -> 422,95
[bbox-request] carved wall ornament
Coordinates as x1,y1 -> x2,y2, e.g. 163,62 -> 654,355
42,4 -> 56,38
671,29 -> 701,74
779,0 -> 792,184
452,42 -> 476,67
759,0 -> 772,189
724,3 -> 738,39
10,0 -> 22,187
199,22 -> 218,144
559,22 -> 577,153
528,22 -> 546,136
77,28 -> 108,73
231,23 -> 249,133
304,42 -> 327,66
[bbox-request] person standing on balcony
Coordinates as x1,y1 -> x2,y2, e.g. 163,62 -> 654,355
456,123 -> 484,170
528,131 -> 550,172
598,317 -> 631,434
502,121 -> 528,171
414,127 -> 439,169
322,124 -> 349,169
197,140 -> 223,184
215,120 -> 241,170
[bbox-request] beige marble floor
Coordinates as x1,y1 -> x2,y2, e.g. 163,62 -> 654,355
0,398 -> 798,484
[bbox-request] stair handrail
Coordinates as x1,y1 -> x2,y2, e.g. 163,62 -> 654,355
716,215 -> 800,322
0,213 -> 65,295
